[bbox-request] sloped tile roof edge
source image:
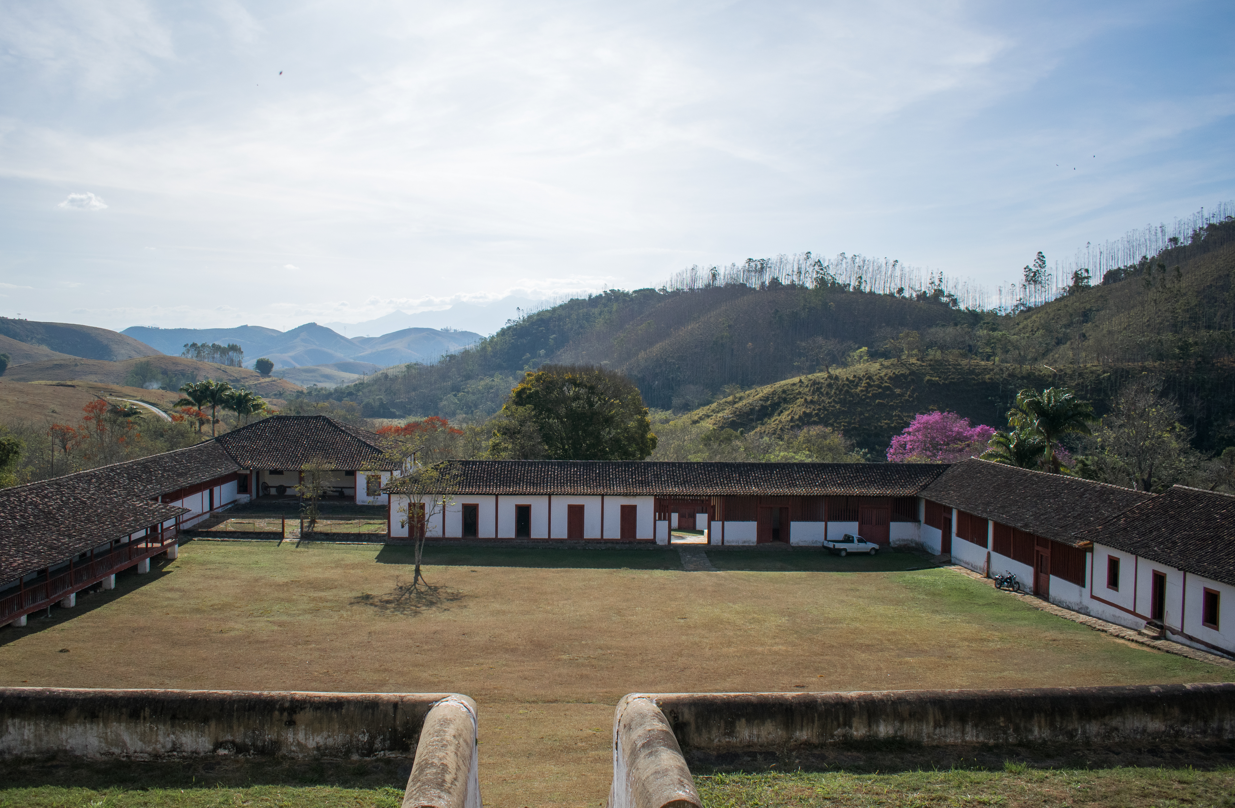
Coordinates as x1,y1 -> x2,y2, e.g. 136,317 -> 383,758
386,460 -> 949,497
919,458 -> 1154,545
1084,485 -> 1235,587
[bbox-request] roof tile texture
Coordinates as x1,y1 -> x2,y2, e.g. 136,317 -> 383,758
919,458 -> 1153,546
1085,486 -> 1235,587
391,460 -> 949,497
216,416 -> 394,471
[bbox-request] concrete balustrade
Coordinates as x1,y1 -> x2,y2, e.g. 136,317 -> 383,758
608,684 -> 1235,808
0,688 -> 481,808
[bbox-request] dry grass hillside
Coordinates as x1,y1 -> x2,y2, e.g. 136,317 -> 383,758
0,334 -> 74,366
0,317 -> 162,362
3,356 -> 302,399
0,380 -> 183,426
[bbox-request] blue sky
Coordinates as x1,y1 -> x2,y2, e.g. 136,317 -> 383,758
1,0 -> 1232,333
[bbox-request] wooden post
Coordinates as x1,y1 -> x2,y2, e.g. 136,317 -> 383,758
601,495 -> 605,540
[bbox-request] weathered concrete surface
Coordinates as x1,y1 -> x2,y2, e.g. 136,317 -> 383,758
0,687 -> 455,760
609,696 -> 702,808
650,684 -> 1235,752
403,696 -> 481,808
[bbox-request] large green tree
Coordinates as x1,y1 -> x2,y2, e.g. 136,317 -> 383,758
489,365 -> 657,460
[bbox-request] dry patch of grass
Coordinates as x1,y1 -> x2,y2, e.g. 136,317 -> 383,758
1,542 -> 1231,808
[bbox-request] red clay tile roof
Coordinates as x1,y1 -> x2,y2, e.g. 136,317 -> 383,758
388,460 -> 949,497
215,415 -> 395,471
1085,486 -> 1235,587
919,458 -> 1153,546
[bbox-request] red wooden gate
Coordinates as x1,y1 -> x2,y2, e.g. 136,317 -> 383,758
859,506 -> 890,545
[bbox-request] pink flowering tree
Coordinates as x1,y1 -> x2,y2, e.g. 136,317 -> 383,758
886,411 -> 996,463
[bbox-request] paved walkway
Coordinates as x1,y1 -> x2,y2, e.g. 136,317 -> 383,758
678,547 -> 718,572
949,565 -> 1235,670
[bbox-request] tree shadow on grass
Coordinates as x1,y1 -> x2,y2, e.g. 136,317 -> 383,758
351,578 -> 466,615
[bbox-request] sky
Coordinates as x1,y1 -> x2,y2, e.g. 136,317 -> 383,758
1,0 -> 1233,334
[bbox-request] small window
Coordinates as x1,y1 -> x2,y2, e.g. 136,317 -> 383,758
1202,588 -> 1220,630
236,475 -> 249,494
1107,556 -> 1120,591
366,475 -> 382,497
269,469 -> 284,476
345,470 -> 355,477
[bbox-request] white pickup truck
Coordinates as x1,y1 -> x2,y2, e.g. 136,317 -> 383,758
822,533 -> 880,556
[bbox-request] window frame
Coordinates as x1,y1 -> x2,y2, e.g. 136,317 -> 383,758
1202,588 -> 1220,630
461,503 -> 479,539
365,474 -> 383,497
1106,556 -> 1120,591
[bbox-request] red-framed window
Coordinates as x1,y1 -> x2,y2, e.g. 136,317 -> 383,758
1106,556 -> 1120,591
1202,588 -> 1220,630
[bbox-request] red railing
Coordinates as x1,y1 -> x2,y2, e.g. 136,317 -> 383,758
0,531 -> 179,624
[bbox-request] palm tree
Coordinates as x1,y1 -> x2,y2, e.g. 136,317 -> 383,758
1013,387 -> 1094,472
981,427 -> 1047,469
177,380 -> 234,437
227,389 -> 267,427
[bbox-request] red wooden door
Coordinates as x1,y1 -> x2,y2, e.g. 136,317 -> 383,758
1151,571 -> 1166,621
678,512 -> 696,531
941,516 -> 952,555
1034,545 -> 1051,599
859,507 -> 890,545
620,505 -> 637,540
567,504 -> 585,539
757,508 -> 774,543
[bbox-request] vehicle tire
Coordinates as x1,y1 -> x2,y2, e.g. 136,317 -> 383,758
869,547 -> 878,555
838,549 -> 847,557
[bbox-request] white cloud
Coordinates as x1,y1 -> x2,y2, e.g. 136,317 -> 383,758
57,281 -> 83,288
284,264 -> 298,270
0,282 -> 33,289
58,192 -> 107,210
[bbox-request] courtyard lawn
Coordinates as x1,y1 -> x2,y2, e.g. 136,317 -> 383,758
696,768 -> 1235,808
1,542 -> 1231,808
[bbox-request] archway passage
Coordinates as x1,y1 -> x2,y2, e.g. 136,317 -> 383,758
757,507 -> 790,543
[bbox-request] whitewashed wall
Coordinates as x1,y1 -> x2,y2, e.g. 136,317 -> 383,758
1088,544 -> 1137,613
1048,576 -> 1087,611
889,522 -> 920,546
355,472 -> 390,506
789,522 -> 826,546
498,496 -> 548,539
917,524 -> 943,554
601,497 -> 653,540
720,522 -> 757,546
549,496 -> 604,539
1135,560 -> 1185,631
989,552 -> 1033,592
443,496 -> 498,539
1180,575 -> 1235,656
951,536 -> 988,575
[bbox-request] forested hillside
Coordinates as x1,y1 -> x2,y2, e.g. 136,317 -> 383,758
689,358 -> 1235,456
307,213 -> 1235,453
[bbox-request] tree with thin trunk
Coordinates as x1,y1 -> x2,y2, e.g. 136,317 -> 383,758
376,417 -> 465,592
227,388 -> 267,427
296,459 -> 328,536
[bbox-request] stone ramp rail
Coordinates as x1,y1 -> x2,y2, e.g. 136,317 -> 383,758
609,684 -> 1235,808
0,688 -> 480,808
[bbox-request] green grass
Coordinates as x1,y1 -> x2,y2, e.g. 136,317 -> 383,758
696,768 -> 1235,808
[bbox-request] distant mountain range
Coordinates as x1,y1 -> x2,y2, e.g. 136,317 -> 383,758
321,295 -> 548,338
121,323 -> 482,370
